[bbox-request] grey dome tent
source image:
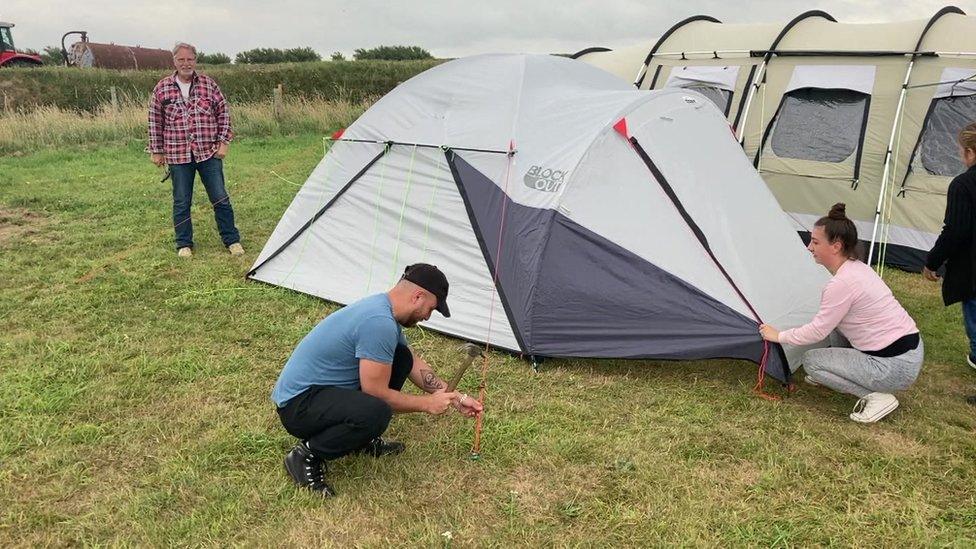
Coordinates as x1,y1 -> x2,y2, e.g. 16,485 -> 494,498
249,54 -> 828,382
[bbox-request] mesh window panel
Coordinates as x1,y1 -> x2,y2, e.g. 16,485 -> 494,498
683,84 -> 732,115
770,88 -> 868,163
916,94 -> 976,177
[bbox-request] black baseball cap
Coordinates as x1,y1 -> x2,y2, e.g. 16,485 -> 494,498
402,263 -> 451,317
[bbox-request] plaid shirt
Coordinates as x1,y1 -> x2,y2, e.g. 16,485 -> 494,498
148,72 -> 232,165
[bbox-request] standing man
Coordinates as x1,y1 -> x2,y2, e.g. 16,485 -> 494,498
272,264 -> 483,496
148,42 -> 243,258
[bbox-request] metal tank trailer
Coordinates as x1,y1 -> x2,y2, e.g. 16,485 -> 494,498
61,31 -> 172,70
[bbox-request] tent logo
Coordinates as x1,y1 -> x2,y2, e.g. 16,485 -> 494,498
524,165 -> 567,193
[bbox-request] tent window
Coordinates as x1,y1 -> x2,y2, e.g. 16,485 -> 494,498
915,94 -> 976,177
769,88 -> 869,163
682,84 -> 732,115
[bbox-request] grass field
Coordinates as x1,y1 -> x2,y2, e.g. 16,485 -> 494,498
0,59 -> 440,112
0,97 -> 369,155
2,131 -> 976,546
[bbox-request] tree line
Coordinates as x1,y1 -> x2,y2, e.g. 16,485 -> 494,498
26,45 -> 434,66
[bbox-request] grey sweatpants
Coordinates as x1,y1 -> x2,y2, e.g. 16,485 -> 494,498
802,332 -> 923,398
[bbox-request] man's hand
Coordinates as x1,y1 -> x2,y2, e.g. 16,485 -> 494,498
922,266 -> 940,282
151,153 -> 166,167
454,393 -> 483,418
214,142 -> 229,159
425,391 -> 460,415
759,323 -> 780,343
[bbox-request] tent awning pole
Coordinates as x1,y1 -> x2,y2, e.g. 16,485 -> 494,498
635,14 -> 722,88
905,74 -> 976,91
734,10 -> 834,144
651,49 -> 752,58
632,64 -> 648,87
735,58 -> 768,144
654,49 -> 944,58
755,49 -> 936,57
868,57 -> 916,268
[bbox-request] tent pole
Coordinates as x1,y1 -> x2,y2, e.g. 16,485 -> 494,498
651,49 -> 752,58
632,64 -> 647,87
737,9 -> 837,144
635,15 -> 722,88
867,57 -> 916,268
869,4 -> 966,268
246,146 -> 390,278
736,58 -> 767,145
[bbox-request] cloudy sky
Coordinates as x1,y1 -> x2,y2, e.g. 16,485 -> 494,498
5,0 -> 967,58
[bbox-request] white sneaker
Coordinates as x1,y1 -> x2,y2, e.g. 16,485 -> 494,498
177,247 -> 193,258
967,354 -> 976,371
850,392 -> 899,423
228,242 -> 245,256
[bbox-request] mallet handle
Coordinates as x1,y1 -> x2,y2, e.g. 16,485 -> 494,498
447,345 -> 482,392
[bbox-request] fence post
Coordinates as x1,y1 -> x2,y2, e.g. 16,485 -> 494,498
109,86 -> 119,112
272,84 -> 283,121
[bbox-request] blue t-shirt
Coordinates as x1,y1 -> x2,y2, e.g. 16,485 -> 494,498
272,293 -> 408,407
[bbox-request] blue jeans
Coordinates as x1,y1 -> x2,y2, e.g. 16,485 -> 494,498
170,156 -> 240,249
962,299 -> 976,358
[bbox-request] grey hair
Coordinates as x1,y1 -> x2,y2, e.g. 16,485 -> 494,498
172,42 -> 197,57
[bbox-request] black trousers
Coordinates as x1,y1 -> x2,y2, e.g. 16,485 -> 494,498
277,344 -> 413,460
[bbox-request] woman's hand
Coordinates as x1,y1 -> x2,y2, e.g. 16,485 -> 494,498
759,323 -> 780,343
922,266 -> 940,282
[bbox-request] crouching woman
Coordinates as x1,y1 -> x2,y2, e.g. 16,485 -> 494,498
759,203 -> 923,423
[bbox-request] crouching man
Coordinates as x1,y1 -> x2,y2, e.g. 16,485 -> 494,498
272,264 -> 483,496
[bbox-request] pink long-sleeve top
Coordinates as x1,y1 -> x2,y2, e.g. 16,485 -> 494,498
779,259 -> 918,351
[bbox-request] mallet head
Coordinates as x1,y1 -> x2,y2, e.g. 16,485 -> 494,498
464,342 -> 483,358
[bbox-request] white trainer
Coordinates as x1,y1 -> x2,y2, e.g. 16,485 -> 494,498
177,247 -> 193,258
967,354 -> 976,371
228,242 -> 245,256
850,392 -> 899,423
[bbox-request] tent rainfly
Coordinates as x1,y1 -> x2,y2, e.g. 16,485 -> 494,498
575,7 -> 976,271
249,54 -> 829,382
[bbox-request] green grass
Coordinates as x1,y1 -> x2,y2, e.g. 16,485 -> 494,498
2,135 -> 976,546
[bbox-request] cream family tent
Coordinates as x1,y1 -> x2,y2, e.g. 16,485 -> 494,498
575,7 -> 976,271
248,54 -> 828,382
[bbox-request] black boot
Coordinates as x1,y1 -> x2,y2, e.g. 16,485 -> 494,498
283,442 -> 335,496
357,436 -> 405,457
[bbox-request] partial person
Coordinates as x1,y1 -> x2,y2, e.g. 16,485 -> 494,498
923,122 -> 976,406
272,264 -> 483,496
148,42 -> 243,258
760,204 -> 923,423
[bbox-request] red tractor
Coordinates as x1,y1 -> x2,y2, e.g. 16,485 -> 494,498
0,21 -> 43,67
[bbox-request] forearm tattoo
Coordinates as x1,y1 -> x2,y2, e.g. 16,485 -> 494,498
420,368 -> 445,391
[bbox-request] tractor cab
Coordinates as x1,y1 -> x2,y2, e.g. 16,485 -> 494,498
0,23 -> 15,51
0,22 -> 43,67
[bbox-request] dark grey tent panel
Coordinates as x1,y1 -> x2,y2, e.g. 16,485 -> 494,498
448,152 -> 788,379
681,84 -> 733,115
770,88 -> 869,163
917,94 -> 976,177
